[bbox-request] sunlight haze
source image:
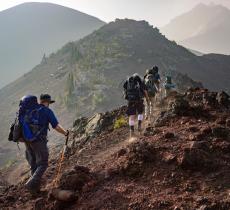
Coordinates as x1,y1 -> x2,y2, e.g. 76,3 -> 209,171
0,0 -> 230,26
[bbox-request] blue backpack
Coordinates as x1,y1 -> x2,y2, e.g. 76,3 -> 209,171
9,95 -> 45,142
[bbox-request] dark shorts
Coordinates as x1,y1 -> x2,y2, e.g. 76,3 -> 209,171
126,100 -> 144,116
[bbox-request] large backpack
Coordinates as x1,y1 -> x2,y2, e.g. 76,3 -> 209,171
145,74 -> 157,97
8,95 -> 45,142
125,77 -> 141,101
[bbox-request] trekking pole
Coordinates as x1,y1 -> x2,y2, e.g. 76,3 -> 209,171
63,131 -> 69,154
53,131 -> 69,188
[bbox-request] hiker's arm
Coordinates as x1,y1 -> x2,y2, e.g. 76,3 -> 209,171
47,109 -> 68,136
55,124 -> 68,136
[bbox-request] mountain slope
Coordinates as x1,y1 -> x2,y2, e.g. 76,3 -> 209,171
161,3 -> 230,54
1,88 -> 230,209
1,19 -> 230,166
0,2 -> 105,88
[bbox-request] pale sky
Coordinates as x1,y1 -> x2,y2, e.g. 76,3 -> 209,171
0,0 -> 230,26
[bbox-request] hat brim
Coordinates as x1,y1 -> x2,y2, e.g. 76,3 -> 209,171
50,100 -> 55,104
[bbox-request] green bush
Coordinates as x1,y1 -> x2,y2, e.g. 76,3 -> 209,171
114,116 -> 128,129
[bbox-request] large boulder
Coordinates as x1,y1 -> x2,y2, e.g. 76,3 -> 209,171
178,147 -> 215,171
216,91 -> 230,108
72,106 -> 127,140
202,92 -> 218,107
58,165 -> 92,192
119,141 -> 156,177
169,96 -> 190,116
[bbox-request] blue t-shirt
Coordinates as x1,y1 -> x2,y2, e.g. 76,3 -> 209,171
38,105 -> 59,136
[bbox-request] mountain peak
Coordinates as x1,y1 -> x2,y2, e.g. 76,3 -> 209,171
161,2 -> 230,54
193,2 -> 229,12
0,2 -> 105,88
2,2 -> 69,12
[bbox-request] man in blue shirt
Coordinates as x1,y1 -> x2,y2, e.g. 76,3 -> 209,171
25,94 -> 68,194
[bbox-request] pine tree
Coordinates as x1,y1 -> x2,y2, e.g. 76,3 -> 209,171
66,72 -> 74,94
65,72 -> 75,108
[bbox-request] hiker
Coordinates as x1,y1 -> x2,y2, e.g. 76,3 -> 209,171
163,76 -> 176,97
144,66 -> 161,119
144,66 -> 161,91
18,94 -> 68,194
123,73 -> 150,136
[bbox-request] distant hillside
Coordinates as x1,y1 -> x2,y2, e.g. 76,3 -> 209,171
1,19 -> 230,166
161,3 -> 230,54
0,2 -> 105,88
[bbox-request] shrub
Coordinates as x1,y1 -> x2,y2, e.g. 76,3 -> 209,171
114,116 -> 128,129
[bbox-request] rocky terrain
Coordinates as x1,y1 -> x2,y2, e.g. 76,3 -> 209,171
1,88 -> 230,209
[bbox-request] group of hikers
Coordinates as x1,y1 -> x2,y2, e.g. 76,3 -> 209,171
8,65 -> 175,194
123,65 -> 175,137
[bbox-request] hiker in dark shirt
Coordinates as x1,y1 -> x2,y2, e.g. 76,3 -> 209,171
123,73 -> 149,137
25,94 -> 68,194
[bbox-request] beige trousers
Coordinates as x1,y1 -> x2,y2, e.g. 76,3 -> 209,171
145,96 -> 155,119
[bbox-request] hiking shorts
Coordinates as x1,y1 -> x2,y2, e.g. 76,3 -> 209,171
126,100 -> 144,116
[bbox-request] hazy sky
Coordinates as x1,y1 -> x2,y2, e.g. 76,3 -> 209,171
0,0 -> 230,26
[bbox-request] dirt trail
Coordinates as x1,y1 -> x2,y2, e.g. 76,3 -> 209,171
2,88 -> 230,210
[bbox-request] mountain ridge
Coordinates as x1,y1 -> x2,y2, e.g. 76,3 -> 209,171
161,3 -> 230,54
0,2 -> 105,88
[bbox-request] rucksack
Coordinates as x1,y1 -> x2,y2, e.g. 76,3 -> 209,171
8,115 -> 23,142
145,74 -> 157,97
9,95 -> 45,143
164,76 -> 175,90
125,77 -> 141,101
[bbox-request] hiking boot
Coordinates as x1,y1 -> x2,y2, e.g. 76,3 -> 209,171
25,178 -> 41,195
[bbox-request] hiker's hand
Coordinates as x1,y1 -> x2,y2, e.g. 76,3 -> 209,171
55,124 -> 69,136
65,130 -> 69,137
